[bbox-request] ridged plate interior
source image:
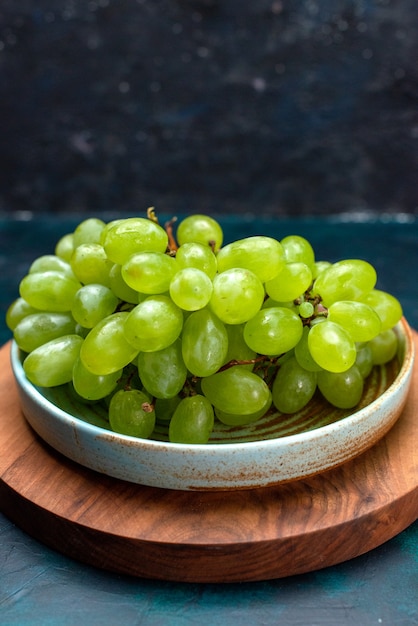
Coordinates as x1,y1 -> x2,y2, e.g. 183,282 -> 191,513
37,354 -> 401,444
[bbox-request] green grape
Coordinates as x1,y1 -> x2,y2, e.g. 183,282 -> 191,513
317,365 -> 364,409
108,263 -> 139,303
109,389 -> 156,439
313,259 -> 377,307
169,267 -> 213,311
66,382 -> 99,406
298,301 -> 314,318
368,329 -> 398,365
262,297 -> 298,312
360,289 -> 403,332
123,295 -> 183,352
181,308 -> 228,377
71,284 -> 119,328
175,242 -> 218,279
168,394 -> 214,444
70,243 -> 113,287
138,339 -> 187,398
75,323 -> 90,339
244,307 -> 303,355
72,357 -> 122,401
6,297 -> 39,331
280,235 -> 315,270
327,300 -> 382,342
103,217 -> 169,265
275,349 -> 295,366
80,312 -> 139,375
154,395 -> 182,423
210,268 -> 265,324
29,254 -> 77,280
14,312 -> 76,353
216,236 -> 285,283
312,260 -> 332,280
201,367 -> 271,415
294,326 -> 323,372
23,334 -> 83,387
176,214 -> 223,251
223,323 -> 257,370
122,251 -> 177,294
355,344 -> 374,378
309,314 -> 327,326
272,356 -> 317,414
19,271 -> 81,312
265,262 -> 312,302
99,219 -> 126,245
308,320 -> 356,373
72,217 -> 106,247
215,393 -> 272,426
55,233 -> 74,262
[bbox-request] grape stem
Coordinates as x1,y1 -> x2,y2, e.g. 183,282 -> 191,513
217,355 -> 282,388
147,207 -> 159,223
117,367 -> 136,392
217,355 -> 270,372
164,217 -> 179,253
181,377 -> 199,397
295,291 -> 328,326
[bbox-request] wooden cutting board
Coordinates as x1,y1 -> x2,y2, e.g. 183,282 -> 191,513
0,339 -> 417,583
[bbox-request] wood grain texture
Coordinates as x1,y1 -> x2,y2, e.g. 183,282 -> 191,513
0,339 -> 417,583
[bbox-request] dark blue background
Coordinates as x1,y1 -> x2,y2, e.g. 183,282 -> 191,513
1,0 -> 417,217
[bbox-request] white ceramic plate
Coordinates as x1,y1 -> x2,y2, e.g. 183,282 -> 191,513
11,318 -> 414,491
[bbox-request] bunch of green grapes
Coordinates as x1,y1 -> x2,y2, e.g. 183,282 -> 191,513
6,209 -> 403,444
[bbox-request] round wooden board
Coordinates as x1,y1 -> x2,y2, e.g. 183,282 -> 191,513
0,339 -> 417,583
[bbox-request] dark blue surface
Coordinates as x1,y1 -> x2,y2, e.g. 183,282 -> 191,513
0,515 -> 416,626
0,214 -> 417,625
